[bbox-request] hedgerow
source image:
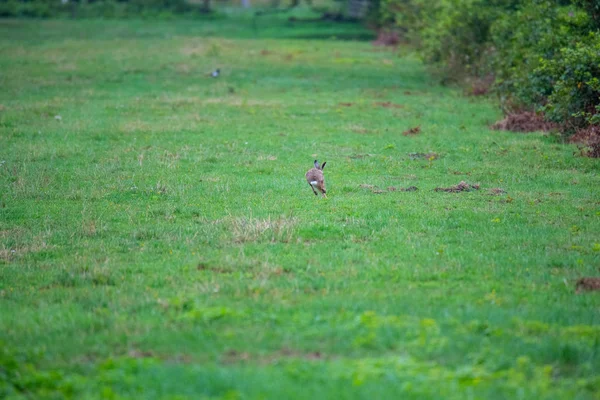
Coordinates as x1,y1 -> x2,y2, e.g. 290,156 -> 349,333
374,0 -> 600,135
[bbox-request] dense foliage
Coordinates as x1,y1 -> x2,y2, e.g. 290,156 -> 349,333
375,0 -> 600,133
0,0 -> 204,18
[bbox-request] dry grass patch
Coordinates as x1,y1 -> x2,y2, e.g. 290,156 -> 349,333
257,155 -> 277,161
488,188 -> 507,195
0,241 -> 53,263
181,43 -> 205,57
226,216 -> 298,243
221,348 -> 324,365
0,227 -> 27,240
434,181 -> 480,193
492,111 -> 557,132
402,126 -> 421,136
173,63 -> 193,75
570,125 -> 600,158
374,101 -> 404,109
347,124 -> 374,134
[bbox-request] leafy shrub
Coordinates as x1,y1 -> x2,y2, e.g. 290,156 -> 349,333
418,0 -> 522,81
374,0 -> 600,132
0,0 -> 55,18
0,0 -> 202,18
490,0 -> 599,130
573,0 -> 600,28
376,0 -> 522,81
369,0 -> 432,37
490,1 -> 592,111
537,33 -> 600,128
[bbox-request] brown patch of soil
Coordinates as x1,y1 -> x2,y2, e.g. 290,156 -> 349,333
338,102 -> 353,107
576,277 -> 600,293
362,184 -> 419,194
449,169 -> 471,176
360,184 -> 385,194
372,30 -> 401,47
388,186 -> 418,192
435,181 -> 480,193
409,152 -> 439,160
277,348 -> 323,361
402,126 -> 421,136
399,186 -> 418,192
260,49 -> 272,56
488,188 -> 507,195
570,125 -> 600,158
374,101 -> 404,109
491,112 -> 557,133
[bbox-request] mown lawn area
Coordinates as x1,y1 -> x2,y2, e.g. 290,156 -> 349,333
1,15 -> 599,399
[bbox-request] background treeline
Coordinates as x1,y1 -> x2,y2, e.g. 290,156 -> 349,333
2,0 -> 599,138
0,0 -> 213,18
370,0 -> 600,136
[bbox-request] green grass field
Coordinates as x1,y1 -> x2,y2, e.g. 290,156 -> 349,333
1,15 -> 599,399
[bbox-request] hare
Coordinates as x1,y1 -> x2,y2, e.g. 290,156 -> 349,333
306,160 -> 327,197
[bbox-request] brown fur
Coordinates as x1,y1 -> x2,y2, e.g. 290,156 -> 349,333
305,160 -> 327,197
575,277 -> 600,293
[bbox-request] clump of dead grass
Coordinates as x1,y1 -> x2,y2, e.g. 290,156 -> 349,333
402,126 -> 421,136
575,277 -> 600,293
488,188 -> 507,195
408,152 -> 439,160
491,112 -> 557,133
434,181 -> 480,193
570,125 -> 600,158
227,216 -> 298,243
362,184 -> 418,194
221,348 -> 324,365
387,186 -> 418,192
374,101 -> 404,109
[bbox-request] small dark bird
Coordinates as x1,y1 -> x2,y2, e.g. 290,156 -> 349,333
575,277 -> 600,293
305,160 -> 327,198
210,68 -> 220,78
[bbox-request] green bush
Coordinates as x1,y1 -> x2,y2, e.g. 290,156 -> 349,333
537,33 -> 600,128
490,1 -> 577,110
0,0 -> 202,18
0,0 -> 56,18
376,0 -> 522,81
490,0 -> 599,129
369,0 -> 432,37
573,0 -> 600,28
418,0 -> 521,80
374,0 -> 600,132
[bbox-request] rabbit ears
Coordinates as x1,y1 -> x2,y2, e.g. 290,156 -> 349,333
313,160 -> 327,170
